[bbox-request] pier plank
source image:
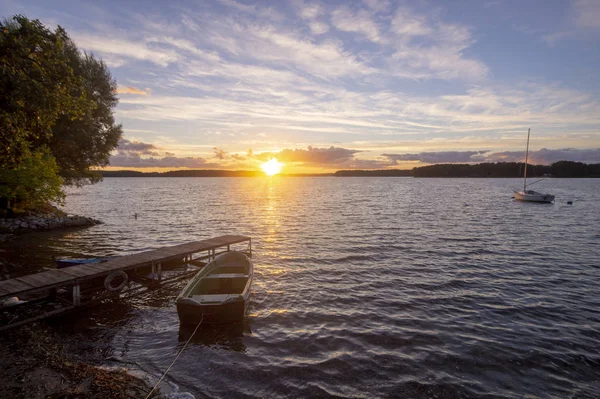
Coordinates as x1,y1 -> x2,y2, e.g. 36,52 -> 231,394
16,271 -> 73,287
0,279 -> 35,296
59,265 -> 105,278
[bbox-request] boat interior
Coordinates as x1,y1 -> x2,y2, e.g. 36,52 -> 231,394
190,274 -> 248,296
182,252 -> 251,303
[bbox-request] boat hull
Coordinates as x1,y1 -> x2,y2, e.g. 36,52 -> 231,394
175,251 -> 253,325
514,191 -> 555,203
176,298 -> 248,325
55,258 -> 108,268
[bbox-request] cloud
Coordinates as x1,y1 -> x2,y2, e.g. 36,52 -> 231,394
109,153 -> 218,168
309,21 -> 329,35
257,146 -> 361,165
72,33 -> 181,67
116,138 -> 158,155
231,153 -> 247,161
389,8 -> 488,80
331,6 -> 381,42
384,151 -> 488,164
294,1 -> 323,20
486,148 -> 600,164
542,31 -> 574,46
362,0 -> 391,13
37,1 -> 595,166
391,7 -> 432,37
292,1 -> 328,35
117,86 -> 150,95
111,138 -> 222,168
574,0 -> 600,29
253,146 -> 399,169
217,0 -> 284,21
383,148 -> 600,165
213,147 -> 228,159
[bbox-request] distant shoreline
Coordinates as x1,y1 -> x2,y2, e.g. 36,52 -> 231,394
100,161 -> 600,178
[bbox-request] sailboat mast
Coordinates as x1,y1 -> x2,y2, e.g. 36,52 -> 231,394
523,128 -> 530,191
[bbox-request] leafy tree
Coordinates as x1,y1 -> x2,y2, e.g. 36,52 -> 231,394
50,42 -> 122,185
0,146 -> 64,211
0,15 -> 88,169
0,15 -> 122,211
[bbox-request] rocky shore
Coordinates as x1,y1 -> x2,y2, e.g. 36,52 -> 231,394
0,323 -> 165,398
0,213 -> 101,234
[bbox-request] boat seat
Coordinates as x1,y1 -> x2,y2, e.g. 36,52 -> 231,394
191,294 -> 232,303
204,273 -> 248,279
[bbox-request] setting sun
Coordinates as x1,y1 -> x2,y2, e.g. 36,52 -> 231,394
261,158 -> 284,176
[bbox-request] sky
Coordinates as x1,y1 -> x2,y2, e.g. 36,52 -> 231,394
2,0 -> 600,172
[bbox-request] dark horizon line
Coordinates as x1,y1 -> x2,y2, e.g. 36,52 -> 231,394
98,160 -> 600,178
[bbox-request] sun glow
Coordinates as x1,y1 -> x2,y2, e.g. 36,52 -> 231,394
261,158 -> 284,176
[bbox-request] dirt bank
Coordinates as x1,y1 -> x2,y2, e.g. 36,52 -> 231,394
0,323 -> 165,399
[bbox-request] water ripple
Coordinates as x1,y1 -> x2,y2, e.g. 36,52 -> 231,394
4,177 -> 600,398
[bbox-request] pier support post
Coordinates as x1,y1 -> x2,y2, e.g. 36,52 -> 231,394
157,262 -> 162,282
73,283 -> 81,306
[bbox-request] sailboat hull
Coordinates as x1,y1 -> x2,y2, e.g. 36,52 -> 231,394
514,191 -> 555,203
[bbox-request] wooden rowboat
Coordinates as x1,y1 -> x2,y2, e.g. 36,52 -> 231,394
176,251 -> 253,325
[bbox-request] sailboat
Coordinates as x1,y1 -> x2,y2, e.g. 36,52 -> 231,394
513,128 -> 555,203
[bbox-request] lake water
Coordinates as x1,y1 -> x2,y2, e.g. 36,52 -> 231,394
4,177 -> 600,398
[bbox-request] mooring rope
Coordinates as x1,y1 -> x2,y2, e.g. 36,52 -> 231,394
144,314 -> 204,399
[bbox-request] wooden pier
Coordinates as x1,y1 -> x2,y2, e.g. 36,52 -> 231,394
0,235 -> 251,331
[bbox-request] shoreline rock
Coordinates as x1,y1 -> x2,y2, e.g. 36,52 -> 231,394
0,323 -> 166,398
0,214 -> 102,233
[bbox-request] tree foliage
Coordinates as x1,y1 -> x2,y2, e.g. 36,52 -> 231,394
50,43 -> 122,185
0,15 -> 122,211
0,146 -> 64,211
411,162 -> 600,177
0,15 -> 88,169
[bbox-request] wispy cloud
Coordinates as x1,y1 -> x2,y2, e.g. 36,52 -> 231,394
109,153 -> 219,168
486,148 -> 600,164
362,0 -> 391,13
390,8 -> 487,80
331,6 -> 381,42
294,0 -> 323,20
116,138 -> 158,155
111,138 -> 220,168
384,151 -> 488,164
72,33 -> 181,67
542,31 -> 574,46
258,146 -> 360,164
574,0 -> 600,29
117,86 -> 150,95
7,0 -> 593,171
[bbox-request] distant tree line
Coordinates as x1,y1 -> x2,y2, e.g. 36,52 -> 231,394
100,170 -> 336,177
101,170 -> 263,178
0,16 -> 121,213
411,161 -> 600,178
102,162 -> 599,178
334,169 -> 412,177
